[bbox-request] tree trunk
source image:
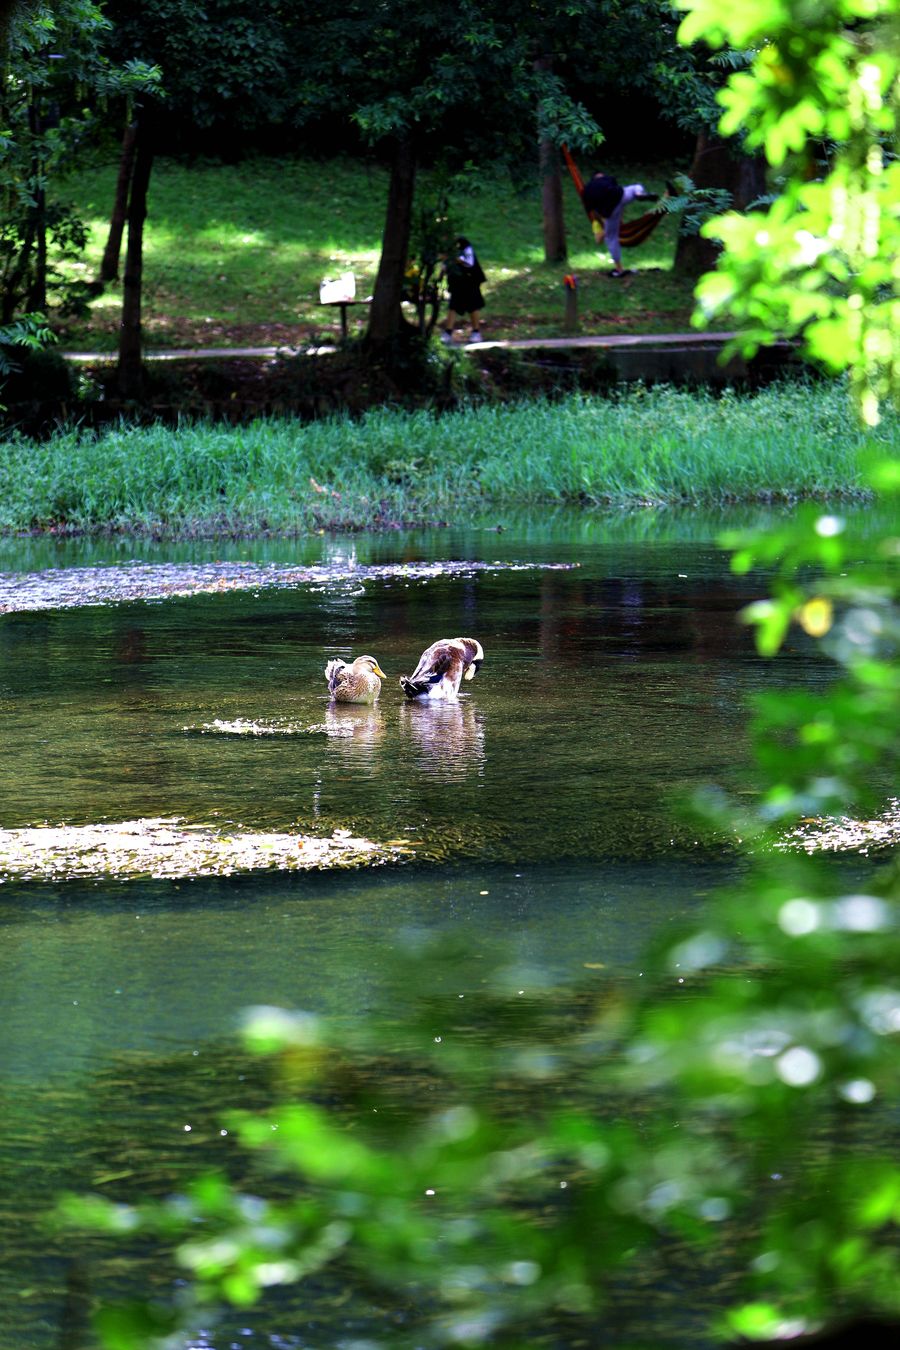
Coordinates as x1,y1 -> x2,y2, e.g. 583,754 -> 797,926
117,119 -> 154,400
367,136 -> 417,346
540,135 -> 567,263
25,97 -> 47,313
674,129 -> 768,277
99,119 -> 138,284
29,188 -> 47,312
1,214 -> 35,323
534,55 -> 566,263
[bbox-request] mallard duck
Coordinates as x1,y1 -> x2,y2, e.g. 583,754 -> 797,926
324,654 -> 387,704
399,637 -> 484,701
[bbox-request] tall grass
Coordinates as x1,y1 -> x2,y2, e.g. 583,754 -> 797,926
0,382 -> 892,535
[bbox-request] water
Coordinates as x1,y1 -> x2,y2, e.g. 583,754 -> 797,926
0,508 -> 847,1348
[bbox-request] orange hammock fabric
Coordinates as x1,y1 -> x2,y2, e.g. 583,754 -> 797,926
562,144 -> 663,249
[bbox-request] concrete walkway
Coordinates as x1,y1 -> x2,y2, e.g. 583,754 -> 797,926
62,331 -> 796,388
62,330 -> 749,363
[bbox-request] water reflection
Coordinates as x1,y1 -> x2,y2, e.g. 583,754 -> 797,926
324,703 -> 386,756
398,699 -> 485,781
0,502 -> 889,577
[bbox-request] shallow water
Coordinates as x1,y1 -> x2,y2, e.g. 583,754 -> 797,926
0,507 -> 855,1348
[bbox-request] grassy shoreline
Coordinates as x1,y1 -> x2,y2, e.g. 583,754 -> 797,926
1,383 -> 893,537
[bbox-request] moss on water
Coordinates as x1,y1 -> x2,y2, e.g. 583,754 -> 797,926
0,817 -> 408,881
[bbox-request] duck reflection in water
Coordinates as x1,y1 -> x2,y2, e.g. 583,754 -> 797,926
324,702 -> 386,757
398,699 -> 485,781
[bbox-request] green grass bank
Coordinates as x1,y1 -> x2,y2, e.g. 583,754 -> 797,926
1,383 -> 893,536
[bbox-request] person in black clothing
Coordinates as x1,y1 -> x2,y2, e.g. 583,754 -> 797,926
582,172 -> 659,276
440,237 -> 486,343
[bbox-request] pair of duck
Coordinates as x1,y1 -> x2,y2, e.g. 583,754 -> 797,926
325,637 -> 484,705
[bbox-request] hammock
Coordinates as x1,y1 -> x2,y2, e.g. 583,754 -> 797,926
562,144 -> 664,249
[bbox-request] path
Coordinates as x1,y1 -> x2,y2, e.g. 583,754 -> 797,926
61,331 -> 751,363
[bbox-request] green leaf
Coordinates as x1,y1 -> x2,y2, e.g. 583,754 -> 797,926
805,316 -> 852,371
95,1303 -> 179,1350
725,1301 -> 783,1339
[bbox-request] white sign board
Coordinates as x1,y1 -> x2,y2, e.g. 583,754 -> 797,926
319,272 -> 356,304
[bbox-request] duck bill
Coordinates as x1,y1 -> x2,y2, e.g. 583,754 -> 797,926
463,664 -> 477,680
372,662 -> 388,680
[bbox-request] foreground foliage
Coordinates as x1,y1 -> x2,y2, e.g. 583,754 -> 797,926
682,0 -> 900,425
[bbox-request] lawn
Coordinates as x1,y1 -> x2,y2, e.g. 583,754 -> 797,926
58,154 -> 694,352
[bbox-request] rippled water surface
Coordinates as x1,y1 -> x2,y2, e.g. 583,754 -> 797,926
0,509 -> 852,1348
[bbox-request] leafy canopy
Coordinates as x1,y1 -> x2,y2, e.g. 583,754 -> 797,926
0,0 -> 157,320
678,0 -> 900,424
289,0 -> 601,162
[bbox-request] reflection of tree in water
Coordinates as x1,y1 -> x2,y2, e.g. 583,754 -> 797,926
0,1043 -> 271,1350
536,570 -> 759,668
397,699 -> 485,782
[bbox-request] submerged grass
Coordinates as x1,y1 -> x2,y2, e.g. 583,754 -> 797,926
0,382 -> 892,535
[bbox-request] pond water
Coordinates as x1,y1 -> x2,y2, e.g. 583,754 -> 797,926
0,508 -> 852,1349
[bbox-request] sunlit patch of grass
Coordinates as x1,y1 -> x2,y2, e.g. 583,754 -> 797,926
57,156 -> 692,348
83,293 -> 121,313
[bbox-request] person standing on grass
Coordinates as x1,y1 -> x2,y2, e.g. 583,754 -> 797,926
581,172 -> 659,277
440,236 -> 486,343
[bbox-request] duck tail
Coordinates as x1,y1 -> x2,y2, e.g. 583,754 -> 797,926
325,659 -> 345,693
400,674 -> 429,699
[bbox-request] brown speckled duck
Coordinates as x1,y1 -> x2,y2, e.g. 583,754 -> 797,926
324,654 -> 387,704
399,638 -> 484,701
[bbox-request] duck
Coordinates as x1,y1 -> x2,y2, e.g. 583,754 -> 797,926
399,637 -> 484,701
324,654 -> 387,705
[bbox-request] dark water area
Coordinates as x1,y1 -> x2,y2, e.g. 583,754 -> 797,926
0,507 -> 863,1349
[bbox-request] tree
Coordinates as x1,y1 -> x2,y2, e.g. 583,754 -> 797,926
285,0 -> 602,347
671,124 -> 768,275
97,115 -> 137,285
682,0 -> 900,424
102,0 -> 301,395
536,59 -> 568,263
117,103 -> 155,399
0,0 -> 156,325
